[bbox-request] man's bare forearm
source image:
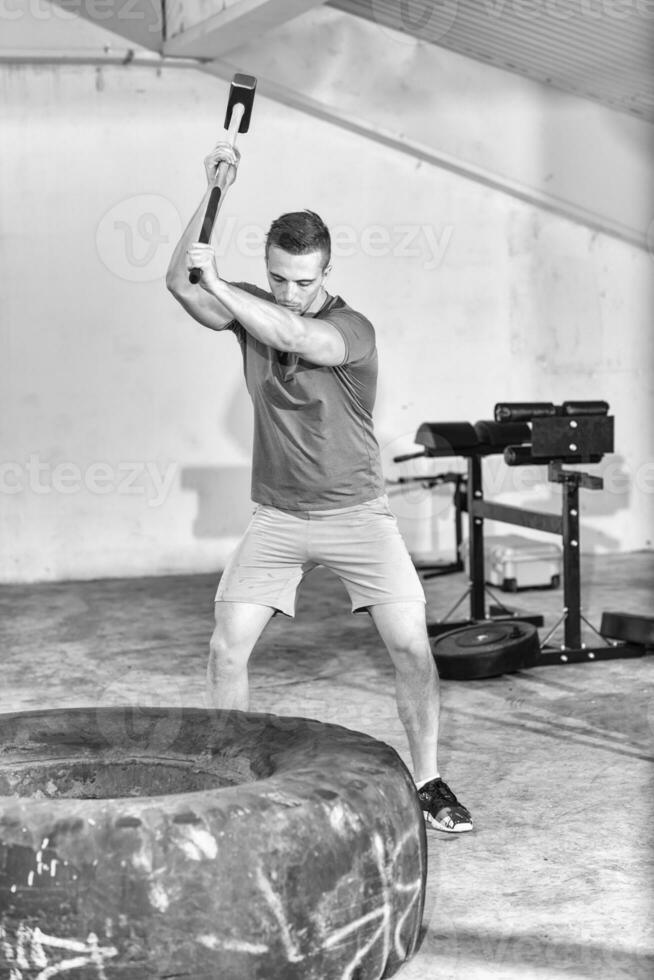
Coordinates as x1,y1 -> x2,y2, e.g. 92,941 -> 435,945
165,188 -> 233,326
166,189 -> 210,292
204,279 -> 303,351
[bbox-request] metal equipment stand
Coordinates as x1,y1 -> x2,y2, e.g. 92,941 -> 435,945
413,402 -> 644,666
453,458 -> 642,663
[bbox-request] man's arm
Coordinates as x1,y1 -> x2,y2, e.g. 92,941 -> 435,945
165,144 -> 238,332
186,244 -> 347,367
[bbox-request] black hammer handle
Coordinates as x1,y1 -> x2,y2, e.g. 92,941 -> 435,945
189,102 -> 245,285
188,186 -> 224,284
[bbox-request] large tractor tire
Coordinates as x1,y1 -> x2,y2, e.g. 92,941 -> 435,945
0,706 -> 426,979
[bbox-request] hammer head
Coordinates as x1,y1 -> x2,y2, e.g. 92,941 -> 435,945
224,73 -> 257,133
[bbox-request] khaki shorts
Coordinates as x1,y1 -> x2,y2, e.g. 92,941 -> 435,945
215,494 -> 426,617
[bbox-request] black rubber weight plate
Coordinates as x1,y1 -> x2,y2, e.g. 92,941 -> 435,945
432,621 -> 541,679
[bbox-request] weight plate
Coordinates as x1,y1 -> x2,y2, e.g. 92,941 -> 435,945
449,624 -> 518,649
432,621 -> 540,680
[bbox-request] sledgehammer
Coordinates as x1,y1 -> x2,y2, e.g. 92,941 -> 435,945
188,73 -> 257,284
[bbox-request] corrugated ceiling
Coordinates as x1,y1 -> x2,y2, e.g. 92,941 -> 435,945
329,0 -> 654,121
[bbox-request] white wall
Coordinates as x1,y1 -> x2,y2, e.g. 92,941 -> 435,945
1,5 -> 652,582
215,4 -> 654,248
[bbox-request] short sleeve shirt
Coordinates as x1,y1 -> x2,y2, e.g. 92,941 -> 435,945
226,284 -> 385,510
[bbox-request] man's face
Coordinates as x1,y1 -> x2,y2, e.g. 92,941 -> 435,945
266,246 -> 329,316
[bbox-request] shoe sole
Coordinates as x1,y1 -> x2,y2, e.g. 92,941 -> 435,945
423,811 -> 473,833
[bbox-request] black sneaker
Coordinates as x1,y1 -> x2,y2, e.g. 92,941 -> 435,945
417,777 -> 473,833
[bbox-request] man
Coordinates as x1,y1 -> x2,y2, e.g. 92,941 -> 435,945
166,142 -> 473,833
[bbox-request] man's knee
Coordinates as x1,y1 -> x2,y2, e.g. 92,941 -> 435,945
391,637 -> 437,677
209,625 -> 248,671
209,625 -> 229,660
209,601 -> 272,671
213,601 -> 273,643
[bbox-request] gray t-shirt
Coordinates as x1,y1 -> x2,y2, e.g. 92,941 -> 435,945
226,283 -> 385,510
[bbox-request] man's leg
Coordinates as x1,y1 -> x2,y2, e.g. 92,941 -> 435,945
369,600 -> 440,781
207,601 -> 275,710
370,600 -> 473,833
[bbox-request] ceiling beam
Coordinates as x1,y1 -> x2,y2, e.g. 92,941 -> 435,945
202,58 -> 650,255
163,0 -> 327,58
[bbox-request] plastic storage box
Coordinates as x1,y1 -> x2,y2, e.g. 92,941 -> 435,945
462,534 -> 562,591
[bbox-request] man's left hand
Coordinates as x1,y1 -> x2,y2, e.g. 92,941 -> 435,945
187,243 -> 220,291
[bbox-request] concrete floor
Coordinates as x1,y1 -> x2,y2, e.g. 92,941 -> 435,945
1,552 -> 653,979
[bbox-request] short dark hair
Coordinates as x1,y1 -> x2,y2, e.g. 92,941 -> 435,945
265,210 -> 331,268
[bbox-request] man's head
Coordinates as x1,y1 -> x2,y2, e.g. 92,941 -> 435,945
265,211 -> 331,315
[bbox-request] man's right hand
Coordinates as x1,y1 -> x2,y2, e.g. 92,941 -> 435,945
204,141 -> 241,189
